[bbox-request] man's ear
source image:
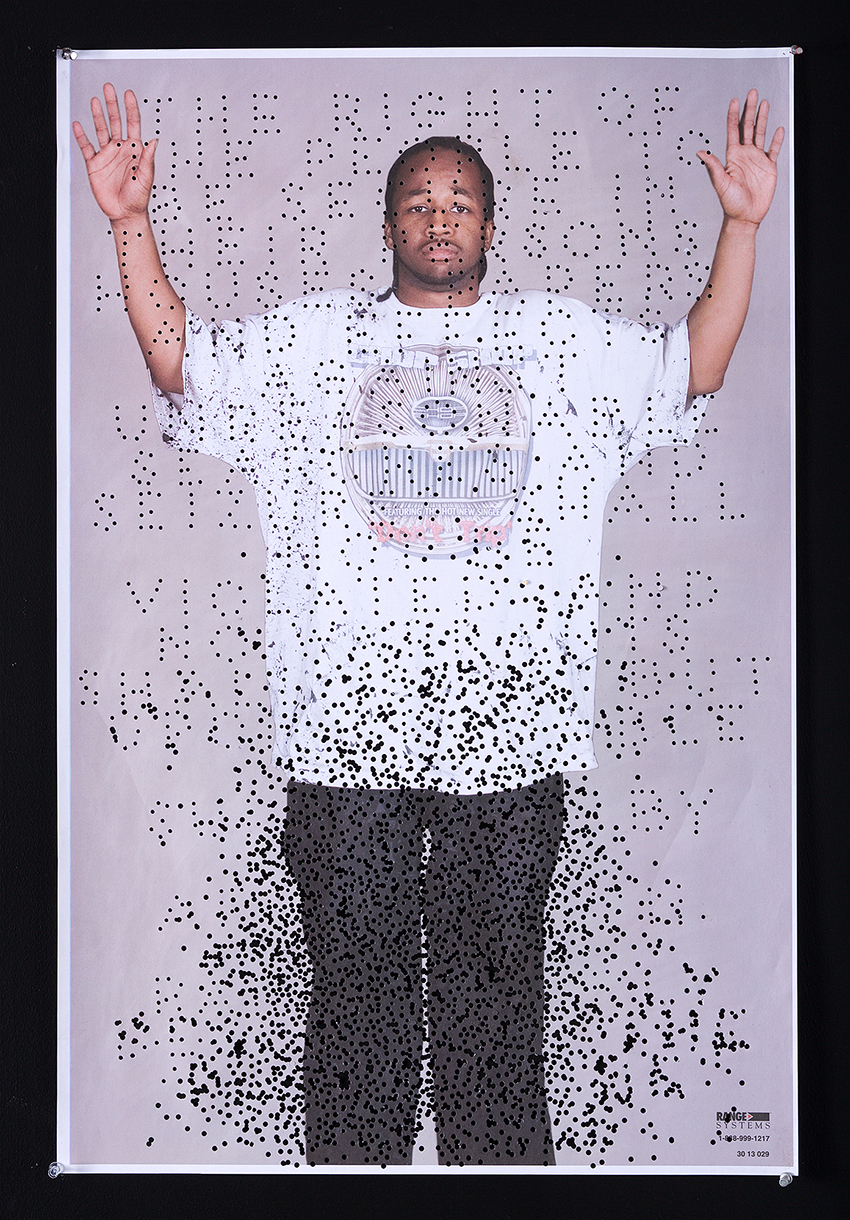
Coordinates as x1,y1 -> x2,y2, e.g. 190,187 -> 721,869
383,220 -> 396,251
483,219 -> 495,252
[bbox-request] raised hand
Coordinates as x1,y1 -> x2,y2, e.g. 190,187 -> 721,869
72,84 -> 157,223
697,89 -> 784,227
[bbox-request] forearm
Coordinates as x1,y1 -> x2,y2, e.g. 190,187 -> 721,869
686,216 -> 758,396
111,211 -> 186,394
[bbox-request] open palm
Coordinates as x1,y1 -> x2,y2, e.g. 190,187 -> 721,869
72,84 -> 156,223
697,89 -> 784,226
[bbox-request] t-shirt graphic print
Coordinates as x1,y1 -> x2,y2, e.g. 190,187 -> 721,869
341,344 -> 533,555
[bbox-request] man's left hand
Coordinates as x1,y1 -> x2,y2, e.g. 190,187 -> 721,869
697,89 -> 784,227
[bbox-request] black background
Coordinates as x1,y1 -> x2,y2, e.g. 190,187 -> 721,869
4,7 -> 846,1218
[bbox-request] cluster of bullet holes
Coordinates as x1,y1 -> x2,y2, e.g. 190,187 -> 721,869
113,781 -> 754,1165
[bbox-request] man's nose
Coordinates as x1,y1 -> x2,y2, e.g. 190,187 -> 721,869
427,210 -> 453,234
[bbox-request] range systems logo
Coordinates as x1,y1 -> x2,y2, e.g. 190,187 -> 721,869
717,1110 -> 770,1126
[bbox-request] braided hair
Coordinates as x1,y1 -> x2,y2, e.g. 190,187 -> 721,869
377,136 -> 496,303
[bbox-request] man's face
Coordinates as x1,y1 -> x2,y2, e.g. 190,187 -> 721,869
383,148 -> 495,306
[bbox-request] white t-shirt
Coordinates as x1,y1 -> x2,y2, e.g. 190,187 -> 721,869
152,288 -> 705,793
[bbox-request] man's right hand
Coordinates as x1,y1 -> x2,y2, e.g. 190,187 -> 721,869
73,84 -> 156,223
73,83 -> 185,395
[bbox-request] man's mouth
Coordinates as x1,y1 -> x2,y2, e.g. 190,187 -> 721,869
424,241 -> 460,262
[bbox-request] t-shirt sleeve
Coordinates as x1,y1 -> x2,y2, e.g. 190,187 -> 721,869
579,307 -> 708,477
149,305 -> 278,476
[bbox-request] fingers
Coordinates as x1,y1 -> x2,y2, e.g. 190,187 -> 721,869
125,89 -> 142,142
726,96 -> 741,151
696,149 -> 721,170
89,93 -> 110,149
767,126 -> 785,163
727,91 -> 759,149
727,90 -> 783,157
753,96 -> 769,151
103,82 -> 124,143
78,84 -> 147,155
696,148 -> 727,191
741,87 -> 758,145
71,119 -> 95,161
139,136 -> 158,179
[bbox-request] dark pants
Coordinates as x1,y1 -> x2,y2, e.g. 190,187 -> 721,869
283,775 -> 564,1166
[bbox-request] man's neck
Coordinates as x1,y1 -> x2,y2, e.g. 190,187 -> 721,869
392,278 -> 482,310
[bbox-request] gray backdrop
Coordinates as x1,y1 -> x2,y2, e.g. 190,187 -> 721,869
62,49 -> 793,1171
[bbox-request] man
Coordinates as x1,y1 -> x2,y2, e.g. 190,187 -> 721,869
74,84 -> 782,1166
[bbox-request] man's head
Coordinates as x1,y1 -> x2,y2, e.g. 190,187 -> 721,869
382,137 -> 496,306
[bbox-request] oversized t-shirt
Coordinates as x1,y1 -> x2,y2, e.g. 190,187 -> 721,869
152,288 -> 706,794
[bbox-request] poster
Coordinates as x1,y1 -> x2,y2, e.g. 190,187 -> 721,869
56,46 -> 795,1174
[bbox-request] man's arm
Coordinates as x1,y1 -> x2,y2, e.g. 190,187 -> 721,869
73,84 -> 186,395
687,89 -> 784,397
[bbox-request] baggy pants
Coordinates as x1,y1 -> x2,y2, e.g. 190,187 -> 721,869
283,774 -> 564,1166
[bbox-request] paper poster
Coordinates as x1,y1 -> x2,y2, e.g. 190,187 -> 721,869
57,47 -> 795,1173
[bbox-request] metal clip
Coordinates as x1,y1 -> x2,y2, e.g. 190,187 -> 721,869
779,1172 -> 793,1187
48,1162 -> 64,1179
